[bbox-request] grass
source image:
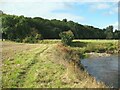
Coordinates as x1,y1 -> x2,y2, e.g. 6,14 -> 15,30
37,39 -> 118,54
38,39 -> 61,44
37,39 -> 118,43
2,44 -> 66,88
71,40 -> 118,55
2,39 -> 118,88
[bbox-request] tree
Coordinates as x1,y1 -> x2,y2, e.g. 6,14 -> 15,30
62,18 -> 67,22
104,25 -> 114,39
1,13 -> 118,42
113,30 -> 120,39
59,30 -> 74,45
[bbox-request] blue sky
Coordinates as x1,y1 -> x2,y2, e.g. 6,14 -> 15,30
0,1 -> 118,30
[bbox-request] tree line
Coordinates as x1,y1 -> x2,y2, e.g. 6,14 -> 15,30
1,13 -> 120,42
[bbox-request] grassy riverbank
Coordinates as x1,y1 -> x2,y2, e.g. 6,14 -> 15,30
71,40 -> 118,58
2,40 -> 118,88
39,39 -> 118,58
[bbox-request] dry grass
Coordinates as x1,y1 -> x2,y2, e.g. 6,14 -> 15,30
2,41 -> 43,60
2,41 -> 108,88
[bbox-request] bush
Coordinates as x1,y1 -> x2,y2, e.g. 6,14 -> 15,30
23,33 -> 42,43
15,38 -> 22,43
35,34 -> 42,40
23,36 -> 38,43
59,30 -> 74,45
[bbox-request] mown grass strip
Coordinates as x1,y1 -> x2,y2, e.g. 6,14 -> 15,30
2,45 -> 49,88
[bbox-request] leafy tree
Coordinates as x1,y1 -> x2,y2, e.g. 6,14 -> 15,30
104,25 -> 114,39
62,18 -> 67,22
23,28 -> 42,43
114,30 -> 120,39
1,13 -> 120,42
106,32 -> 113,39
59,30 -> 74,45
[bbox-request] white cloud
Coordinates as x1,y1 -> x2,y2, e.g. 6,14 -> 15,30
37,3 -> 84,22
103,7 -> 118,15
0,0 -> 119,2
46,13 -> 85,22
0,1 -> 118,30
89,2 -> 118,16
103,22 -> 118,31
113,22 -> 118,30
96,3 -> 110,9
0,2 -> 67,14
90,3 -> 110,11
0,2 -> 85,23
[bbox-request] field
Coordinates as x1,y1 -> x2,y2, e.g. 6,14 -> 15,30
2,40 -> 118,88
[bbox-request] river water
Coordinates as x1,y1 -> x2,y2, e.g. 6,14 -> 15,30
81,55 -> 120,88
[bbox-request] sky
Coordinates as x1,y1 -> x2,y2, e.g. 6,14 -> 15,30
0,0 -> 119,30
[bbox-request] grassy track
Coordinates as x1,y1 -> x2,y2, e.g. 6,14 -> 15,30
2,43 -> 66,88
2,40 -> 117,88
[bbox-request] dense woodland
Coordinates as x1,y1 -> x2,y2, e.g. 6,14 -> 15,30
1,13 -> 120,42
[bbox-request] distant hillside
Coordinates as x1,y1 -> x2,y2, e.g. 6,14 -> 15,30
1,13 -> 120,42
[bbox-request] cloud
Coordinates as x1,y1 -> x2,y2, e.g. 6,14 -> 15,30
0,2 -> 85,23
0,2 -> 67,14
112,22 -> 118,30
0,0 -> 119,2
103,22 -> 118,31
103,7 -> 117,15
89,2 -> 118,16
46,13 -> 85,22
0,1 -> 117,30
90,3 -> 110,11
95,3 -> 110,9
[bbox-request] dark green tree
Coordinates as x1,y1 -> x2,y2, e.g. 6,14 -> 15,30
104,25 -> 113,39
2,13 -> 119,42
59,30 -> 74,45
62,18 -> 67,22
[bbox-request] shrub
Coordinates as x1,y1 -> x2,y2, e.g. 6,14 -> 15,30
23,36 -> 37,43
23,33 -> 42,43
59,30 -> 74,45
35,34 -> 42,40
15,38 -> 22,43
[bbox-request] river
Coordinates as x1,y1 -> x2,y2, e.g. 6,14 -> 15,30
81,55 -> 120,88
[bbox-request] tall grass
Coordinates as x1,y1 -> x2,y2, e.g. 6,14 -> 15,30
2,40 -> 117,88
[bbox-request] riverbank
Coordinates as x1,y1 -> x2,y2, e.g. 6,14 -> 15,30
69,40 -> 118,88
2,41 -> 107,88
81,55 -> 119,88
85,52 -> 111,58
2,40 -> 118,88
70,40 -> 118,59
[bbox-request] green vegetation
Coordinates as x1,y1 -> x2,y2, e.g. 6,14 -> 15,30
23,33 -> 42,43
2,40 -> 118,88
1,14 -> 120,43
1,13 -> 118,88
3,44 -> 66,88
59,30 -> 74,45
22,28 -> 43,43
38,39 -> 118,55
71,40 -> 118,53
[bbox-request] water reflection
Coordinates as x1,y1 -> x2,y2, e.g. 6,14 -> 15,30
81,55 -> 119,88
